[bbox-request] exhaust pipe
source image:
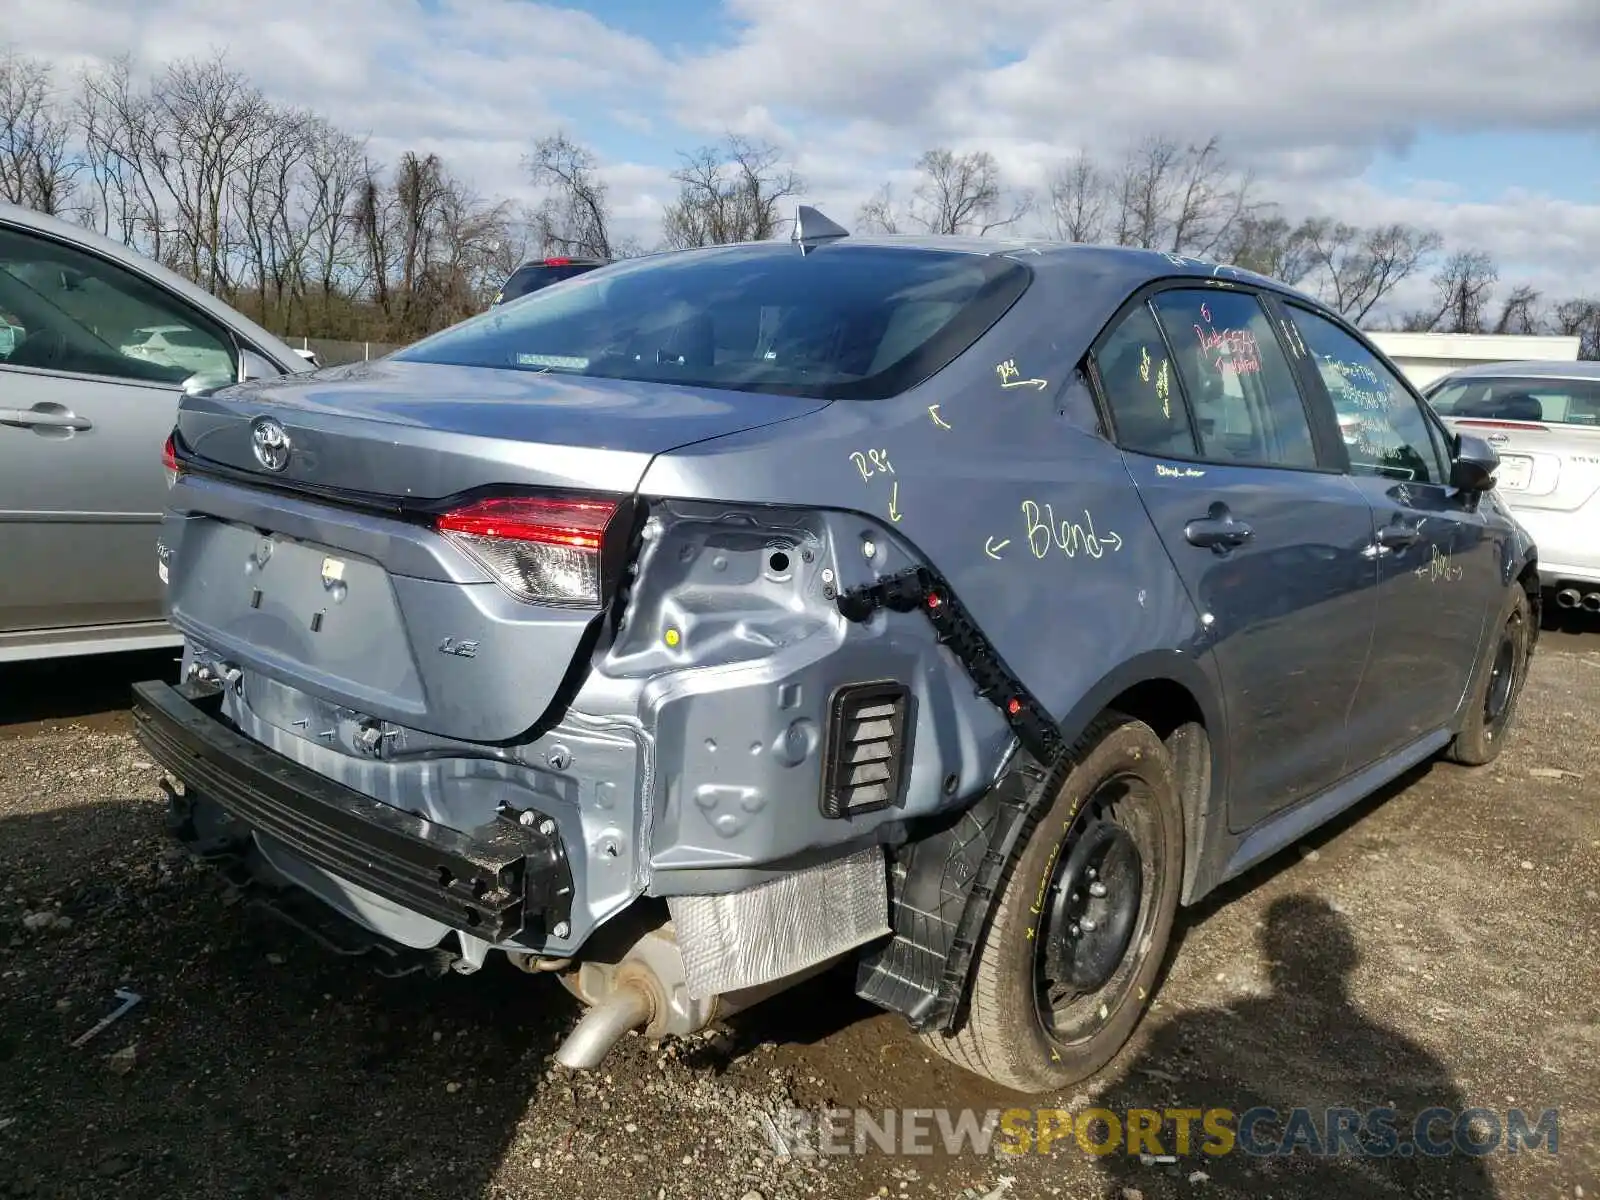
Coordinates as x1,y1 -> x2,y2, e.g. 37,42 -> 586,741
1584,592 -> 1600,613
555,981 -> 654,1070
1556,588 -> 1581,609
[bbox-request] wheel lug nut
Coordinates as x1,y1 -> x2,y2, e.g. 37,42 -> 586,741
1079,916 -> 1098,932
1069,923 -> 1081,937
1088,881 -> 1108,898
1086,867 -> 1097,880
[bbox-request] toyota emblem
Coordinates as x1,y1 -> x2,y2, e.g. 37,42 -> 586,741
250,417 -> 291,472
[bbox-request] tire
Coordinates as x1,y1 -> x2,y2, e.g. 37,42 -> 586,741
1446,586 -> 1534,767
921,713 -> 1185,1093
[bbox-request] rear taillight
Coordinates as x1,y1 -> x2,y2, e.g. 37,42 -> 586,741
435,495 -> 619,608
161,432 -> 181,488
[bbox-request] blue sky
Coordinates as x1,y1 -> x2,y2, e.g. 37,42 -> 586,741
10,0 -> 1600,315
1368,130 -> 1600,204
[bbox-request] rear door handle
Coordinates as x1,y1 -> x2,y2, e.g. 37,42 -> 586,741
1375,523 -> 1421,549
0,408 -> 93,431
1184,514 -> 1254,551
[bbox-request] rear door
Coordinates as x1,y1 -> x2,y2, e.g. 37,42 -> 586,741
1090,284 -> 1377,828
0,219 -> 240,634
1278,302 -> 1496,764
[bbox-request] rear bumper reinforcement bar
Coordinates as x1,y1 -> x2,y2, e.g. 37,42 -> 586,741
131,679 -> 572,943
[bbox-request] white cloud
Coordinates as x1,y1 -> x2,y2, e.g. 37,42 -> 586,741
3,0 -> 1598,302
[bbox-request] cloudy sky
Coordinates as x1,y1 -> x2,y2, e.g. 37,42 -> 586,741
10,0 -> 1600,316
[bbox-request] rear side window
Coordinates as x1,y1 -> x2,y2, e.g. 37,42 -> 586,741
1288,306 -> 1447,484
1094,301 -> 1198,457
1428,376 -> 1600,427
1150,289 -> 1318,469
497,262 -> 601,304
398,244 -> 1033,401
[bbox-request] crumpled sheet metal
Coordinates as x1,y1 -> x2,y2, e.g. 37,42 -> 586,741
668,846 -> 890,998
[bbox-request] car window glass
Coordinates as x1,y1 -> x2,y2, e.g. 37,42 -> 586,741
399,244 -> 1033,401
1150,289 -> 1318,469
1288,306 -> 1447,483
0,225 -> 236,388
1428,377 -> 1600,427
1093,301 -> 1197,457
496,262 -> 601,304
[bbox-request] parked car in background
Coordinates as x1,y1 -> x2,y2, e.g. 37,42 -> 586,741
491,255 -> 606,305
121,323 -> 239,380
134,210 -> 1537,1095
0,201 -> 311,663
1424,360 -> 1600,616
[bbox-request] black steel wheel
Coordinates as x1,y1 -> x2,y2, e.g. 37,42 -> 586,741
1448,586 -> 1533,766
921,713 -> 1185,1093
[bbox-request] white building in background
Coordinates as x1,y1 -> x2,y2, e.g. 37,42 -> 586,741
1365,331 -> 1582,389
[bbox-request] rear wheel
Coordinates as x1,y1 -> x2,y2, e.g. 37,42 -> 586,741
1447,586 -> 1533,766
921,714 -> 1184,1093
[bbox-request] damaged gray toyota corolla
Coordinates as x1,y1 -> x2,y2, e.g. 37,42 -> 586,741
133,208 -> 1539,1093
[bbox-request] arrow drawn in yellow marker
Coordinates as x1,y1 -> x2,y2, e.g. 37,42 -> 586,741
984,537 -> 1009,560
928,404 -> 951,430
887,481 -> 902,523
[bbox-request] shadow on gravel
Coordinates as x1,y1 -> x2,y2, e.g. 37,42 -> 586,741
0,797 -> 571,1200
0,649 -> 180,735
1091,894 -> 1499,1199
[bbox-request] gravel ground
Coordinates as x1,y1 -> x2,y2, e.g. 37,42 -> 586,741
1,630 -> 1597,1200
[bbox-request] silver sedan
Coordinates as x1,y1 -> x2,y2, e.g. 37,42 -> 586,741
0,202 -> 310,662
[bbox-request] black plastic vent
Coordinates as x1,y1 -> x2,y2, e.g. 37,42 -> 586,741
821,681 -> 912,818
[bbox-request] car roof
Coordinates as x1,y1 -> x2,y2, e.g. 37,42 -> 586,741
1431,359 -> 1600,384
0,201 -> 311,374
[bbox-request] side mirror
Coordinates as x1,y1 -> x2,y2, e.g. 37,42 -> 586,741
238,347 -> 284,383
1450,431 -> 1500,493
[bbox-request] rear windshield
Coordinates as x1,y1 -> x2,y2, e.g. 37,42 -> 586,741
1427,376 -> 1600,427
497,262 -> 600,303
400,243 -> 1032,400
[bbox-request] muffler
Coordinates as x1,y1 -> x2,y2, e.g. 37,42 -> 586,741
551,920 -> 840,1071
1584,592 -> 1600,613
1556,588 -> 1581,609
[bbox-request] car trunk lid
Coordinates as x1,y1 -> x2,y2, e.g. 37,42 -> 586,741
165,361 -> 829,741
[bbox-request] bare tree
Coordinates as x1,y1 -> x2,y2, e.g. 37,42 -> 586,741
1493,284 -> 1542,335
910,148 -> 1031,235
855,182 -> 900,234
1553,297 -> 1600,360
1109,135 -> 1258,258
75,56 -> 167,252
1298,219 -> 1443,324
300,122 -> 368,324
1403,248 -> 1499,333
661,134 -> 803,248
0,48 -> 79,215
1219,213 -> 1316,284
1046,153 -> 1106,243
524,131 -> 615,259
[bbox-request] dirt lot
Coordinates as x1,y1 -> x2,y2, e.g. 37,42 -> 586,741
2,625 -> 1597,1200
